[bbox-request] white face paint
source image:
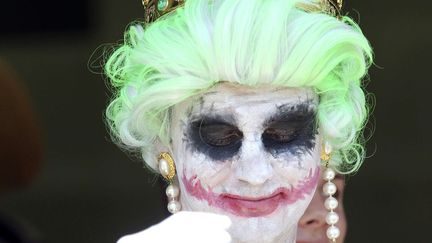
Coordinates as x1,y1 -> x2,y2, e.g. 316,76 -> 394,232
170,83 -> 321,243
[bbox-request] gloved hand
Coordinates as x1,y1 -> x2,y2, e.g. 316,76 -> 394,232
117,211 -> 232,243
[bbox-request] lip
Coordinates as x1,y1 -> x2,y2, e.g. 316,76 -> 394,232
219,188 -> 287,217
182,167 -> 320,218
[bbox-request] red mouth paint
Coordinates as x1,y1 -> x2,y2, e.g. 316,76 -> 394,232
182,167 -> 320,217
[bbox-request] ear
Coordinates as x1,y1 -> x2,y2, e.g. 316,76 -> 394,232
155,138 -> 173,155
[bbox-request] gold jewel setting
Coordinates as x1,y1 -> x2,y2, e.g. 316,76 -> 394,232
158,152 -> 176,181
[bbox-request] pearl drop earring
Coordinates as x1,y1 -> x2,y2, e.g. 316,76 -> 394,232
158,152 -> 181,214
321,143 -> 340,242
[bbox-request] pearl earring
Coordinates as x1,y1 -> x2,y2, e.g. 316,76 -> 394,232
321,143 -> 340,242
158,152 -> 181,214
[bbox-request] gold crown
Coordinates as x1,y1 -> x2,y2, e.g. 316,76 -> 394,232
142,0 -> 185,24
297,0 -> 343,18
142,0 -> 343,24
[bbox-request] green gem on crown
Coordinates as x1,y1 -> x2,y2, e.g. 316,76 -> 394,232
157,0 -> 169,11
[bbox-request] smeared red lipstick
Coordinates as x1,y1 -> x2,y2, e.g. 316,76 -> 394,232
220,189 -> 288,217
182,167 -> 320,217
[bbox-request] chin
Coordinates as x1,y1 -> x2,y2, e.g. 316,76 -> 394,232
226,206 -> 300,243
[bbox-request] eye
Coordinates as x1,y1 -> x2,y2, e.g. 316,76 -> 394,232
198,123 -> 243,147
262,127 -> 297,143
188,117 -> 243,161
262,122 -> 299,143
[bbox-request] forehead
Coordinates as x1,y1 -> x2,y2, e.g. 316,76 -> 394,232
194,83 -> 317,115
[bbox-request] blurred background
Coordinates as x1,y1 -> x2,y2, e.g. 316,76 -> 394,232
0,0 -> 430,242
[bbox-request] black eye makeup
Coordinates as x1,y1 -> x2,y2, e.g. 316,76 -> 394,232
186,101 -> 317,161
262,102 -> 318,157
188,116 -> 243,161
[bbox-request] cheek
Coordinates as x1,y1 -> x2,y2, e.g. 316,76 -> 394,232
175,138 -> 232,189
173,121 -> 235,188
272,142 -> 321,182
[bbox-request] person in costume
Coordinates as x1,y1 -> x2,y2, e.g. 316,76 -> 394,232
103,0 -> 372,242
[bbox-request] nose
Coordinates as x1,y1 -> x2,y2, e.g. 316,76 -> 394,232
232,135 -> 273,186
298,189 -> 327,229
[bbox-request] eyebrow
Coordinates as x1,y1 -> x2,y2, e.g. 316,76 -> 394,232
264,101 -> 317,125
190,114 -> 237,127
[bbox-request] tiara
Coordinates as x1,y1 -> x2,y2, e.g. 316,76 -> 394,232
296,0 -> 343,18
142,0 -> 343,24
142,0 -> 185,24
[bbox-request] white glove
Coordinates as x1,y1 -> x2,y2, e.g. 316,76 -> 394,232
117,211 -> 232,243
